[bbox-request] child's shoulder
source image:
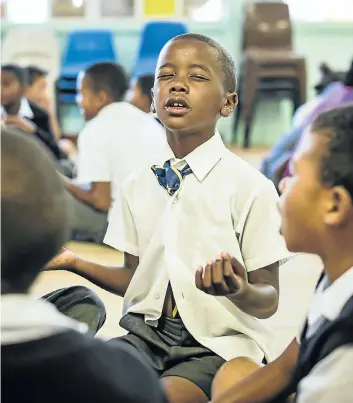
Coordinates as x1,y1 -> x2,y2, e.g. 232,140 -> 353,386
122,164 -> 157,196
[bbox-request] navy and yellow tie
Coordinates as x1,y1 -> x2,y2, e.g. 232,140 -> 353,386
151,160 -> 192,318
151,160 -> 192,196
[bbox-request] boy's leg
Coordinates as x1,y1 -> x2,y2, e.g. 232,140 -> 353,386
161,354 -> 226,403
211,357 -> 263,399
162,377 -> 209,403
42,286 -> 106,334
66,190 -> 108,244
113,314 -> 225,403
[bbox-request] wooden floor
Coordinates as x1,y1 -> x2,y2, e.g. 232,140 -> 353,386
31,148 -> 323,356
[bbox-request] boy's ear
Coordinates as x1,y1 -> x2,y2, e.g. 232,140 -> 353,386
324,186 -> 353,227
98,90 -> 110,105
150,88 -> 156,113
220,92 -> 238,118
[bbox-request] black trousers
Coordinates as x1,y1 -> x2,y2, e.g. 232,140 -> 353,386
43,286 -> 106,334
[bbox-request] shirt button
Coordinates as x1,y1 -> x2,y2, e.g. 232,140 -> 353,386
154,293 -> 160,299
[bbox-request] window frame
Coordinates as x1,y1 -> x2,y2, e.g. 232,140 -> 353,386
2,0 -> 229,23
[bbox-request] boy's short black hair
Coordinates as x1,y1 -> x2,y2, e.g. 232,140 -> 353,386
1,64 -> 27,86
1,128 -> 70,293
311,104 -> 353,200
136,74 -> 155,103
172,33 -> 237,92
25,65 -> 48,86
85,62 -> 129,102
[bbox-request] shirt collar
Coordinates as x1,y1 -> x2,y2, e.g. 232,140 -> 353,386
157,130 -> 226,182
308,267 -> 353,326
19,98 -> 34,118
1,98 -> 34,119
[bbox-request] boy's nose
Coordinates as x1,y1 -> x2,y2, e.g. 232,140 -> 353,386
169,82 -> 188,94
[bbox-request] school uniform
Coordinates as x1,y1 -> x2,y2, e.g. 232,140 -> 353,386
281,268 -> 353,402
70,101 -> 166,243
104,131 -> 291,397
1,294 -> 167,403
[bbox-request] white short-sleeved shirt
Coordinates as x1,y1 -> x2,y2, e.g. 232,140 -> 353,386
76,102 -> 166,215
105,132 -> 292,362
296,267 -> 353,403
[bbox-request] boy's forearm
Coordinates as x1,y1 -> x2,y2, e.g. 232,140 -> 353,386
212,360 -> 291,403
65,181 -> 99,209
212,339 -> 299,403
64,181 -> 110,212
69,257 -> 134,296
227,283 -> 278,319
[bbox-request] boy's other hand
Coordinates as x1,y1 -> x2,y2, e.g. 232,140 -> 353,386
195,252 -> 248,296
5,115 -> 36,133
44,247 -> 76,271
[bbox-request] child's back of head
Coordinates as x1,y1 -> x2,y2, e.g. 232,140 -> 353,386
1,127 -> 69,294
130,74 -> 155,113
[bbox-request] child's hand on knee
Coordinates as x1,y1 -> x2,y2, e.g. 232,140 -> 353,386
195,252 -> 249,296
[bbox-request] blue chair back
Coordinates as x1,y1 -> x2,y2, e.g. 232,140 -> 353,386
60,29 -> 117,78
132,21 -> 188,79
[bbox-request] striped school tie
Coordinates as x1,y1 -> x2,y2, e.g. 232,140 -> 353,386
151,160 -> 192,196
151,160 -> 192,317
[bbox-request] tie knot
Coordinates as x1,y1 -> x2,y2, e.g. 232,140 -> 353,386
151,161 -> 192,196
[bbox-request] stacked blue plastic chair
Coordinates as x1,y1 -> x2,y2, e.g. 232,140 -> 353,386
131,21 -> 188,80
56,29 -> 117,123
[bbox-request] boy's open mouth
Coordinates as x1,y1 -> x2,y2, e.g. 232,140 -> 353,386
164,97 -> 191,116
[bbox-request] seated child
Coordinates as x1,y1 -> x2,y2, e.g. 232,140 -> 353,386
24,65 -> 77,159
260,59 -> 353,190
1,64 -> 74,177
63,61 -> 166,243
211,104 -> 353,403
129,74 -> 155,113
46,34 -> 291,403
1,127 -> 167,403
129,73 -> 163,125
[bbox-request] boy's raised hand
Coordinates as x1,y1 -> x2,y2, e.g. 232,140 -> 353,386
195,252 -> 248,296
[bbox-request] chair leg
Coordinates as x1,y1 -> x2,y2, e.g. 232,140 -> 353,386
292,86 -> 301,116
244,118 -> 252,149
241,67 -> 258,149
233,91 -> 242,144
243,92 -> 257,149
297,61 -> 307,105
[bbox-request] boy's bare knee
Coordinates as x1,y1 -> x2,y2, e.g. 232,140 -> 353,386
211,357 -> 262,399
216,356 -> 262,379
